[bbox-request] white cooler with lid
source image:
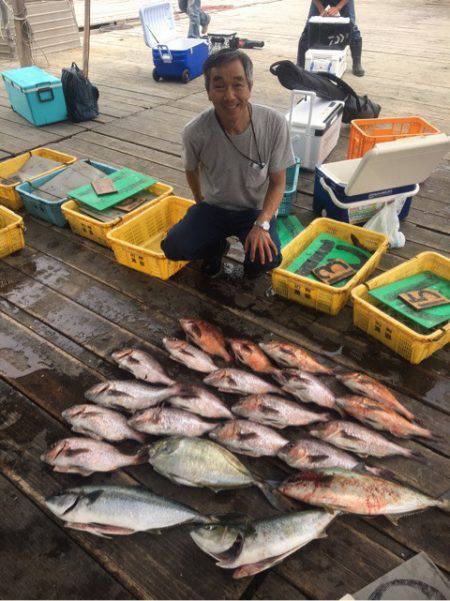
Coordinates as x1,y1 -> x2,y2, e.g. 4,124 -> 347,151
313,133 -> 450,224
286,90 -> 344,170
305,47 -> 348,78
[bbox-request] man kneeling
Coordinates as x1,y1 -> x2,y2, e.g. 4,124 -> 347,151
161,49 -> 295,279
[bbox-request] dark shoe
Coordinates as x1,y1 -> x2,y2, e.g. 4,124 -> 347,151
201,241 -> 230,279
350,39 -> 365,77
244,265 -> 264,280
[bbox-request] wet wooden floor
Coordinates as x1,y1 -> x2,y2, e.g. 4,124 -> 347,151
0,0 -> 449,598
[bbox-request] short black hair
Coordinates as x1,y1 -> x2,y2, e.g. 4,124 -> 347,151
203,48 -> 253,91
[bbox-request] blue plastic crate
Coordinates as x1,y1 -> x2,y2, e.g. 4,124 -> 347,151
1,66 -> 67,126
17,160 -> 118,227
278,157 -> 301,217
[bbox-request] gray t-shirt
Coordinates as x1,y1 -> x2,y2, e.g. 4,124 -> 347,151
182,104 -> 295,210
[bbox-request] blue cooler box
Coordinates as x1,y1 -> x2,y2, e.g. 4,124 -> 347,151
313,134 -> 450,225
1,66 -> 67,126
140,2 -> 209,83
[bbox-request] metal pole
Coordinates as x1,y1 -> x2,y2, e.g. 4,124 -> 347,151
83,0 -> 91,76
10,0 -> 32,66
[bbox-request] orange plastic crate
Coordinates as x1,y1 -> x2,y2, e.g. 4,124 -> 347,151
347,116 -> 441,159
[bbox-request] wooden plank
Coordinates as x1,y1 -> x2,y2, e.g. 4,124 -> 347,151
86,122 -> 183,156
0,106 -> 86,136
0,474 -> 133,600
251,573 -> 307,599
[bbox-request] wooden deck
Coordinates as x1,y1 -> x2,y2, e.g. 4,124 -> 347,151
0,0 -> 449,598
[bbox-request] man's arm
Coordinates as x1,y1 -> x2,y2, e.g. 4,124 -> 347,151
244,169 -> 286,265
325,0 -> 348,16
312,0 -> 326,15
185,166 -> 203,203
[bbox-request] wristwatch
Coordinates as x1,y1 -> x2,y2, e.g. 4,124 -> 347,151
254,219 -> 270,232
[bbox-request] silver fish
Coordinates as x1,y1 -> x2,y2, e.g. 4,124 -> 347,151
209,420 -> 288,457
111,348 -> 174,385
279,468 -> 449,515
309,420 -> 424,461
278,439 -> 366,470
41,437 -> 147,476
168,384 -> 233,419
85,380 -> 182,412
204,368 -> 281,395
191,510 -> 336,578
232,394 -> 330,428
162,337 -> 218,373
128,406 -> 218,438
147,437 -> 288,510
62,404 -> 145,443
46,485 -> 215,537
273,369 -> 337,410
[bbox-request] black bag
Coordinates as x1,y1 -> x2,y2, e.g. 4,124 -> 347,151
178,0 -> 188,12
269,60 -> 380,123
61,63 -> 99,123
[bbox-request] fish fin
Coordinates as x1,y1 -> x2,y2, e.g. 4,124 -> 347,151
238,432 -> 258,441
52,466 -> 94,476
316,532 -> 328,539
67,522 -> 135,537
385,514 -> 405,526
213,533 -> 245,564
84,490 -> 104,504
232,550 -> 295,579
341,432 -> 361,441
306,454 -> 331,463
191,323 -> 202,339
260,405 -> 279,415
255,480 -> 297,512
71,427 -> 102,441
65,522 -> 112,539
64,448 -> 90,457
360,465 -> 396,480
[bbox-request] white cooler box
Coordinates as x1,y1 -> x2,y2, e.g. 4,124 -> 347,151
286,90 -> 344,171
313,134 -> 450,224
305,47 -> 347,78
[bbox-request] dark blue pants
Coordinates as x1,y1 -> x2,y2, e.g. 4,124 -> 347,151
161,202 -> 282,274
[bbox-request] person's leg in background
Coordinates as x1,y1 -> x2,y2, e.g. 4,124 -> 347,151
161,203 -> 230,278
187,0 -> 201,38
340,0 -> 365,76
232,210 -> 282,278
199,9 -> 210,35
297,2 -> 319,67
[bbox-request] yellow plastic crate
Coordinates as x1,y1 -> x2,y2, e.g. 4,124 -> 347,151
0,148 -> 77,210
272,218 -> 388,315
352,252 -> 449,364
107,195 -> 194,280
61,182 -> 173,247
0,206 -> 25,258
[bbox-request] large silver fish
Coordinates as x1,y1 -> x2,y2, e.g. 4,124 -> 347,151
309,420 -> 424,461
272,369 -> 337,410
279,468 -> 449,515
111,348 -> 174,385
209,420 -> 288,457
147,437 -> 288,510
46,485 -> 216,537
259,340 -> 333,375
168,384 -> 233,419
85,380 -> 182,412
62,404 -> 145,443
162,337 -> 218,373
128,406 -> 218,438
232,394 -> 330,428
191,510 -> 336,578
204,368 -> 281,395
41,437 -> 147,476
336,371 -> 414,421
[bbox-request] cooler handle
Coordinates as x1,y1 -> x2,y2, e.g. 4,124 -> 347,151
288,90 -> 316,170
319,177 -> 420,209
157,44 -> 173,63
37,87 -> 55,103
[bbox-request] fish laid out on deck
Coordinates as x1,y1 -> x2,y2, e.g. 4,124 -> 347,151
209,419 -> 289,457
112,348 -> 175,385
231,394 -> 330,428
62,404 -> 146,443
180,318 -> 232,363
259,340 -> 333,374
46,485 -> 217,537
85,380 -> 183,412
191,510 -> 337,579
228,338 -> 277,374
163,337 -> 218,373
128,406 -> 218,438
204,368 -> 281,395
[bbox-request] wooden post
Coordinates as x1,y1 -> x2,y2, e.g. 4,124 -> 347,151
82,0 -> 91,76
10,0 -> 33,66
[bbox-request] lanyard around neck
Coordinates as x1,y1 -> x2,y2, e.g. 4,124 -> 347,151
214,105 -> 265,169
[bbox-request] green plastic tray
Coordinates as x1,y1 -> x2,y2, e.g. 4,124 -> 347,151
286,233 -> 371,288
369,271 -> 450,330
68,168 -> 157,210
277,215 -> 304,248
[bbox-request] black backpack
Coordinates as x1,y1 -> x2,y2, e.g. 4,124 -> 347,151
61,63 -> 99,123
270,60 -> 381,123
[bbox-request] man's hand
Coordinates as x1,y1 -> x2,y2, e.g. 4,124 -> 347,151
325,6 -> 340,15
244,225 -> 278,265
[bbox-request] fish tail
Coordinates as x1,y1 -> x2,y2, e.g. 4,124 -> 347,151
364,465 -> 397,480
408,449 -> 428,465
438,497 -> 450,513
255,479 -> 297,512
